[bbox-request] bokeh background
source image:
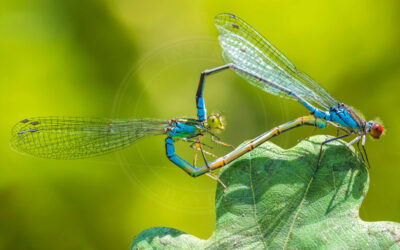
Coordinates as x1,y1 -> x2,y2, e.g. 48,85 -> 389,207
1,0 -> 400,249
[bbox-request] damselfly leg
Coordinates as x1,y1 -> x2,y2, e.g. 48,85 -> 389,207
199,146 -> 227,190
211,136 -> 235,148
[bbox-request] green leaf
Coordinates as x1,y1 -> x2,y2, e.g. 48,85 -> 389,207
131,136 -> 400,249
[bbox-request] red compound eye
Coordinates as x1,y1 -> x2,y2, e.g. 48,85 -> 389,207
370,123 -> 383,138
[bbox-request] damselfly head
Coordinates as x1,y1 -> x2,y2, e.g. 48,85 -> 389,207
206,114 -> 225,132
367,121 -> 384,139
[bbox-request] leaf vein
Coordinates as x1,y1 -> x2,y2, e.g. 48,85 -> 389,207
282,159 -> 318,249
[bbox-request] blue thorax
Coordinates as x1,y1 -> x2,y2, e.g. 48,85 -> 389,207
313,105 -> 359,129
167,121 -> 197,138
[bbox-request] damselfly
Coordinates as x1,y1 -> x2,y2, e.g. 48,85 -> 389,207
10,115 -> 233,182
196,13 -> 384,167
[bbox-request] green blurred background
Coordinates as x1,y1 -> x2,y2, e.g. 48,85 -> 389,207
1,0 -> 399,249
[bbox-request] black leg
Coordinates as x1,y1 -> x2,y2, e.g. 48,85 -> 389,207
200,146 -> 211,170
183,134 -> 202,141
356,140 -> 366,164
204,129 -> 220,140
200,146 -> 226,189
316,134 -> 350,168
362,144 -> 371,169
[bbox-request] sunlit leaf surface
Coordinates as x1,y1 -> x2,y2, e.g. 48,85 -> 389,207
132,136 -> 400,249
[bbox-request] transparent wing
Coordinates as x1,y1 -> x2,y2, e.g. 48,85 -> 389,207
10,117 -> 168,159
215,13 -> 338,110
